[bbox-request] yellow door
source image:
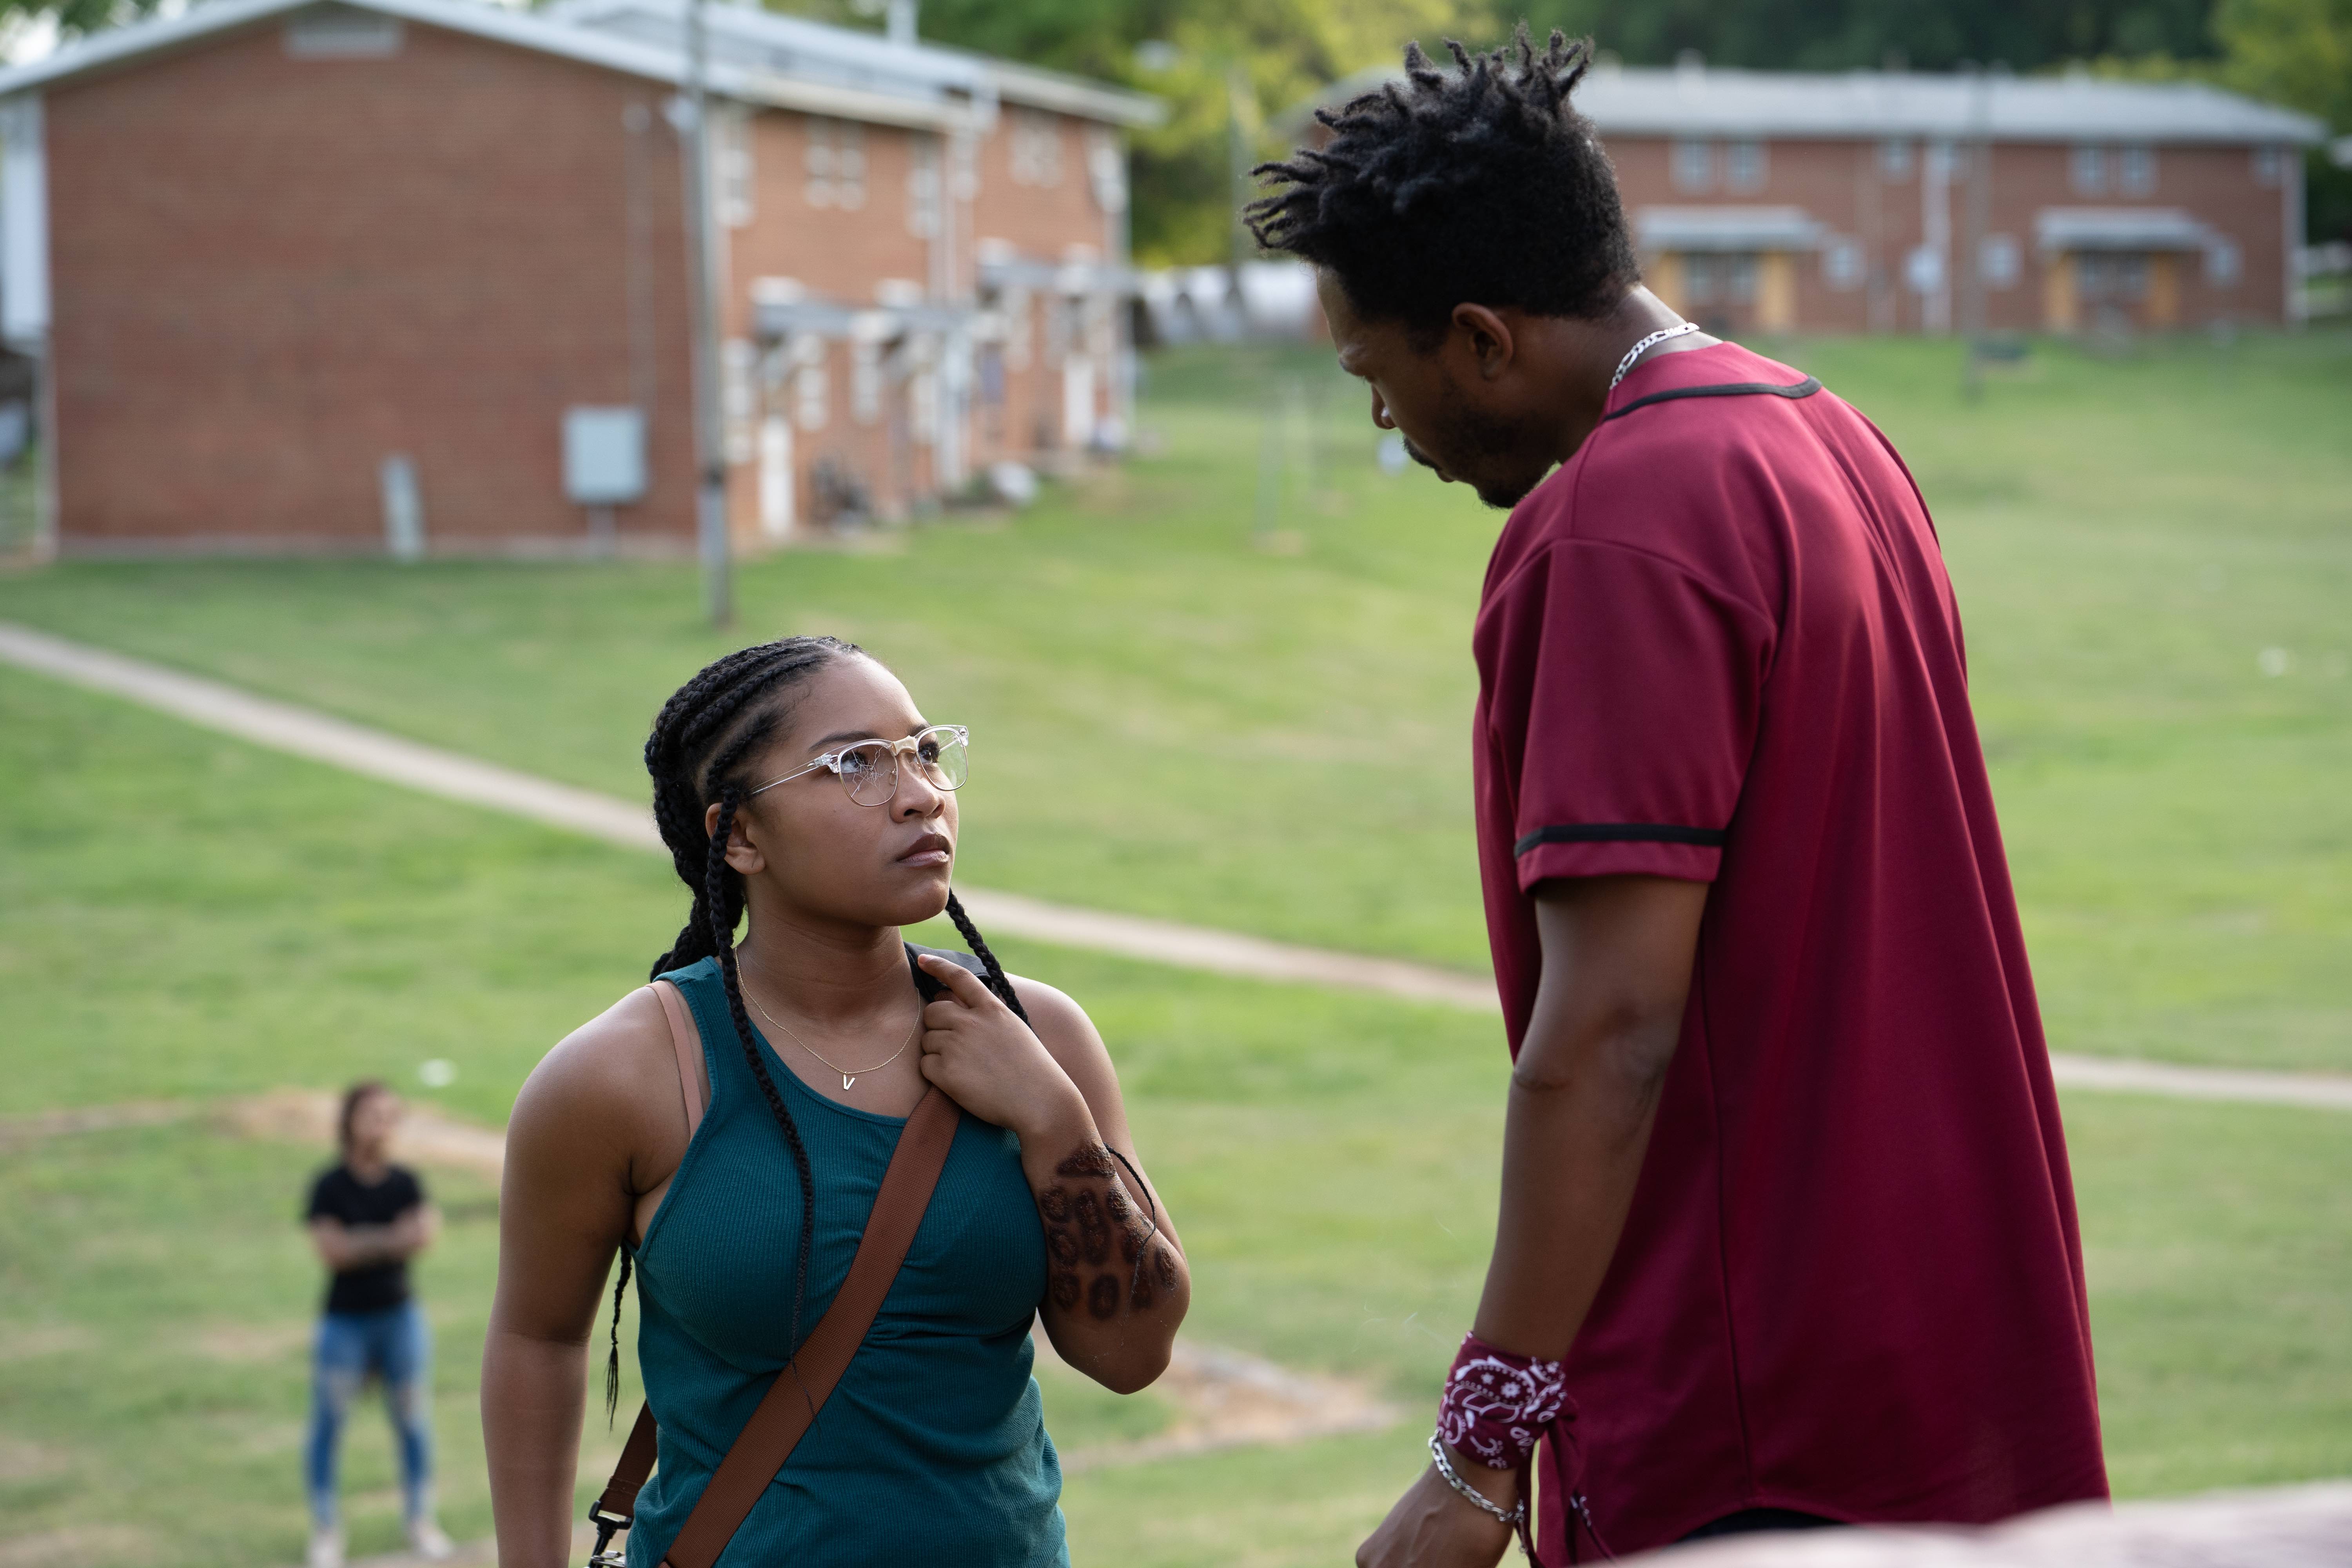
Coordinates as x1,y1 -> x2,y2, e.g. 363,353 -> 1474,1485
1648,252 -> 1686,317
2044,253 -> 2078,332
2148,254 -> 2180,327
1757,251 -> 1797,331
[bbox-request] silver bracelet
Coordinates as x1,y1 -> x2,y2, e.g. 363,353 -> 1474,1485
1427,1432 -> 1527,1529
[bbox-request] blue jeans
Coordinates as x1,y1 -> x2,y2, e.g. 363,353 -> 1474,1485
306,1301 -> 434,1529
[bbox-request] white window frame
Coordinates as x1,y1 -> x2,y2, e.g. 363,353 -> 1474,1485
1979,232 -> 2020,289
1670,138 -> 1713,192
2070,143 -> 2108,196
806,118 -> 867,211
1009,109 -> 1063,188
1724,139 -> 1766,192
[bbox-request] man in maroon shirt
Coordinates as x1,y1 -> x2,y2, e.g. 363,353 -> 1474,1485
1248,30 -> 2107,1566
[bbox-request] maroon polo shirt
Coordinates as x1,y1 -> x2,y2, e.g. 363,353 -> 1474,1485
1471,341 -> 2107,1557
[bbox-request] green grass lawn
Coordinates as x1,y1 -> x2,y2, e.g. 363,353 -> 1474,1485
1,330 -> 2346,1071
4,645 -> 2350,1567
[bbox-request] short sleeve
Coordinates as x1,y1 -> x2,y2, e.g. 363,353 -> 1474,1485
304,1171 -> 334,1224
1482,542 -> 1771,889
393,1167 -> 428,1214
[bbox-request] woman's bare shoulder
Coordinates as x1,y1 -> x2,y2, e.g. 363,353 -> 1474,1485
1004,973 -> 1112,1073
509,985 -> 679,1149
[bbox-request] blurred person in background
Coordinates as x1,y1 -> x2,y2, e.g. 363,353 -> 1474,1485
1250,28 -> 2107,1568
305,1080 -> 450,1568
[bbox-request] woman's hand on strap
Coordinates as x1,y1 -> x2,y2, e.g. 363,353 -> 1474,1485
916,953 -> 1191,1395
914,954 -> 1089,1140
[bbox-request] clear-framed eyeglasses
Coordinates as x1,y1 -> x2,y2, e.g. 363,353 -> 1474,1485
746,724 -> 969,808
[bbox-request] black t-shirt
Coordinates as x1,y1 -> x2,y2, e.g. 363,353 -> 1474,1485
305,1163 -> 426,1316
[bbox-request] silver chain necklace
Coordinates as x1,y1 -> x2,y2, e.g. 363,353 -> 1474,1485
1609,320 -> 1701,392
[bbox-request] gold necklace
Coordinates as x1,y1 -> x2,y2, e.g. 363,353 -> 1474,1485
737,970 -> 921,1091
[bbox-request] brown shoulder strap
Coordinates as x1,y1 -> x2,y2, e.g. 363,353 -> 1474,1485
649,980 -> 705,1136
590,1087 -> 962,1568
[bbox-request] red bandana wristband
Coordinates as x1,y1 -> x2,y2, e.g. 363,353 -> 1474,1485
1437,1334 -> 1611,1563
1438,1333 -> 1568,1466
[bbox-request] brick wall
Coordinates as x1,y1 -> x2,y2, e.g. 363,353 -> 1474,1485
47,18 -> 701,551
721,109 -> 943,532
1606,132 -> 2292,334
974,107 -> 1120,455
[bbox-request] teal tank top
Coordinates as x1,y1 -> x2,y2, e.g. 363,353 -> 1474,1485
624,950 -> 1067,1566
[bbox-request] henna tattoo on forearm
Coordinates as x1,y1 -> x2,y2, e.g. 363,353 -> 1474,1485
1035,1143 -> 1181,1320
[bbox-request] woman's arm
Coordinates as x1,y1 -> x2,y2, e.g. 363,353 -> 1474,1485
914,956 -> 1190,1394
309,1204 -> 439,1271
484,992 -> 681,1568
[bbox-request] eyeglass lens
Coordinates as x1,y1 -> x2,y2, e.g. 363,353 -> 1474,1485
837,728 -> 968,806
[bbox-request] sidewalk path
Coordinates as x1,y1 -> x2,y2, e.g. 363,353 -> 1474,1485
7,620 -> 2348,1113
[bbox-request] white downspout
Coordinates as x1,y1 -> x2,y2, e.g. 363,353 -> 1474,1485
2,93 -> 54,559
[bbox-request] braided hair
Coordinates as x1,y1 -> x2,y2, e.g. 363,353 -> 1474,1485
604,636 -> 1027,1420
1244,27 -> 1636,343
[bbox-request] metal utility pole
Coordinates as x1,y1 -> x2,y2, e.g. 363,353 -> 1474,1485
681,0 -> 733,627
1228,63 -> 1256,270
1961,61 -> 1994,399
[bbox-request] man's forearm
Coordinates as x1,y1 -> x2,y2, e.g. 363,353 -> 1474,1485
1471,1048 -> 1670,1359
1469,876 -> 1703,1360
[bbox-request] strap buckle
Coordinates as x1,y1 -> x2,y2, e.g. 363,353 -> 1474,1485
586,1503 -> 631,1568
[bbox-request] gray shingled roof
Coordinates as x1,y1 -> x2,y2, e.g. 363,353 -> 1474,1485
1299,63 -> 2323,147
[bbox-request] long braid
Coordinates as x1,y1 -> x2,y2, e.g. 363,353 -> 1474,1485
705,788 -> 821,1359
944,891 -> 1030,1025
603,1252 -> 632,1423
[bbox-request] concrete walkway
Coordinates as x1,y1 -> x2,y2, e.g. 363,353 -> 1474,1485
6,619 -> 2348,1114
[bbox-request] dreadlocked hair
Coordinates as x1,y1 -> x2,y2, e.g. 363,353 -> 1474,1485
1244,25 -> 1636,343
603,636 -> 1028,1423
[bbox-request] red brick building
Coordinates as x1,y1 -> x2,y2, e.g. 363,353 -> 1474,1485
0,0 -> 1156,556
1306,61 -> 2323,338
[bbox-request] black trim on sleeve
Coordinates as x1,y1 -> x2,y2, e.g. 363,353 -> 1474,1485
1514,822 -> 1729,856
1602,377 -> 1823,424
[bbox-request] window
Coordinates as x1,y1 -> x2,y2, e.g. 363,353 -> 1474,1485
1670,138 -> 1713,192
716,108 -> 753,229
1979,233 -> 2020,288
721,339 -> 756,464
805,118 -> 866,211
1822,237 -> 1864,289
1879,139 -> 1913,180
851,338 -> 882,424
907,138 -> 942,238
2077,252 -> 2149,302
2205,239 -> 2241,287
1724,140 -> 1766,192
1009,110 -> 1062,187
1086,126 -> 1127,214
2069,144 -> 2107,196
793,338 -> 829,431
1684,252 -> 1758,306
2119,144 -> 2155,196
284,10 -> 402,57
2252,145 -> 2285,186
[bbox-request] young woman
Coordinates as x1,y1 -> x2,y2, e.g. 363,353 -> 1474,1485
483,637 -> 1189,1567
304,1081 -> 451,1568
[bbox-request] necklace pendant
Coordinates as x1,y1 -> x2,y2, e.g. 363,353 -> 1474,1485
843,1074 -> 856,1090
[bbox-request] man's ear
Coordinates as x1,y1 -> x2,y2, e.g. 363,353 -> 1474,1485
1452,304 -> 1516,380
